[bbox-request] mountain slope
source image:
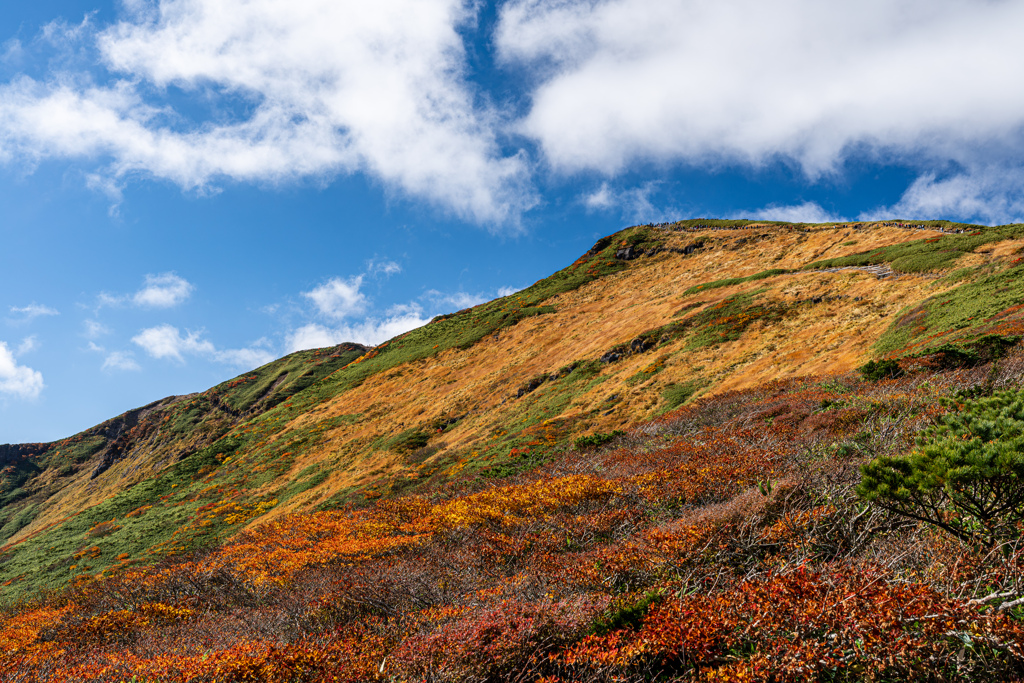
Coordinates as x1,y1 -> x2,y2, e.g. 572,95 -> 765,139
4,218 -> 1024,598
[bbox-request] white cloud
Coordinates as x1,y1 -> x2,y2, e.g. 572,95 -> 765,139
1,39 -> 24,66
213,346 -> 275,369
0,341 -> 44,399
581,181 -> 676,223
746,201 -> 845,224
387,302 -> 425,318
285,324 -> 348,352
5,0 -> 1024,226
132,323 -> 273,368
97,272 -> 194,309
132,324 -> 213,361
425,289 -> 487,311
497,0 -> 1024,183
289,272 -> 452,350
218,345 -> 275,369
0,0 -> 535,225
16,336 -> 37,356
497,285 -> 523,297
285,282 -> 522,353
10,303 -> 59,320
583,182 -> 615,210
102,350 -> 140,372
85,172 -> 125,214
448,292 -> 487,309
97,293 -> 123,308
83,319 -> 110,338
368,259 -> 402,277
355,313 -> 429,342
303,276 -> 367,319
132,272 -> 194,307
285,309 -> 431,351
861,167 -> 1024,226
41,15 -> 94,45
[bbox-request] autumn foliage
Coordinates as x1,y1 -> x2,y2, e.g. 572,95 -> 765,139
6,357 -> 1024,681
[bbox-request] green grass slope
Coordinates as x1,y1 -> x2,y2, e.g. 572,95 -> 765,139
0,343 -> 368,594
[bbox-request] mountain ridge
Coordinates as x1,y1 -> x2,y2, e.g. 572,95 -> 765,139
3,217 -> 1024,599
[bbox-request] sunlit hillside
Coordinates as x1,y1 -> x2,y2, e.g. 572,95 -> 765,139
6,218 -> 1024,681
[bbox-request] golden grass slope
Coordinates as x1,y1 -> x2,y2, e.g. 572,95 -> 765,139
240,222 -> 992,519
7,218 -> 1024,590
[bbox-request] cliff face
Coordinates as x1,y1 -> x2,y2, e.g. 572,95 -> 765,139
4,218 -> 1024,596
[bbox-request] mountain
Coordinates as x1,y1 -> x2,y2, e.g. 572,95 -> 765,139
5,218 -> 1024,681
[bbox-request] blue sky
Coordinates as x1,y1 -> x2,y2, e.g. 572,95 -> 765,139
2,0 -> 1024,443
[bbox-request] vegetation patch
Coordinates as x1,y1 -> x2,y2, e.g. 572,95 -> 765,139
0,460 -> 41,508
476,367 -> 610,477
661,379 -> 706,411
59,436 -> 107,465
0,504 -> 39,542
940,266 -> 978,285
672,218 -> 766,229
589,589 -> 665,636
279,465 -> 331,501
805,224 -> 1017,274
859,359 -> 903,381
859,388 -> 1024,548
683,268 -> 791,296
876,261 -> 1024,356
626,355 -> 668,385
386,428 -> 431,453
574,430 -> 626,450
684,290 -> 787,350
215,344 -> 367,413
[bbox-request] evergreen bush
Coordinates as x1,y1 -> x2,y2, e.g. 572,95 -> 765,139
858,389 -> 1024,547
858,359 -> 903,381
